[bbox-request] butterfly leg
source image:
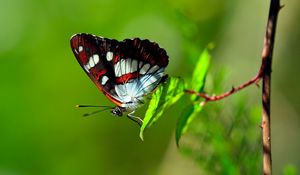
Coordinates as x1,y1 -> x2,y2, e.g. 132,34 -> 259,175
127,111 -> 143,127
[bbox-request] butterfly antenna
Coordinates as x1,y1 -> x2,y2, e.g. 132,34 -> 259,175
75,104 -> 114,117
82,108 -> 112,117
76,104 -> 113,108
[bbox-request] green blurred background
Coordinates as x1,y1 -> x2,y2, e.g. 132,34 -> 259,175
0,0 -> 299,174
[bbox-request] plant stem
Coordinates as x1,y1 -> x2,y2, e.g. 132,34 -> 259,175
185,69 -> 262,103
261,0 -> 281,174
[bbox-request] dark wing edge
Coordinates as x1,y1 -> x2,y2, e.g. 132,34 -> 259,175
121,38 -> 169,68
70,33 -> 123,106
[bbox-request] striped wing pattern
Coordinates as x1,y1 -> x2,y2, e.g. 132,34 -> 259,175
70,33 -> 168,110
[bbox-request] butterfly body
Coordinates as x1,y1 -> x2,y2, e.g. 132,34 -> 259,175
70,33 -> 168,121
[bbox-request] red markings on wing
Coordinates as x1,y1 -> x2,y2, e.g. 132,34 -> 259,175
78,52 -> 89,64
70,34 -> 98,64
115,72 -> 140,84
91,68 -> 107,80
105,93 -> 122,107
113,54 -> 120,64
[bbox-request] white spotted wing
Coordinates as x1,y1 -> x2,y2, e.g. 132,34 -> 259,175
70,33 -> 169,109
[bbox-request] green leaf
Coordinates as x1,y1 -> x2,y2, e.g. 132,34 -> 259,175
176,103 -> 203,146
190,48 -> 211,101
176,48 -> 211,145
139,77 -> 185,140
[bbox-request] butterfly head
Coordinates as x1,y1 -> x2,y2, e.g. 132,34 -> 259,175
111,106 -> 126,117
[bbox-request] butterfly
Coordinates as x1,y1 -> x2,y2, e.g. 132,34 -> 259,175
70,33 -> 169,125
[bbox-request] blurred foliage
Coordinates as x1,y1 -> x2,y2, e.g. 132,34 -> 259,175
176,103 -> 203,146
0,0 -> 299,175
283,164 -> 298,175
179,68 -> 262,174
170,5 -> 261,174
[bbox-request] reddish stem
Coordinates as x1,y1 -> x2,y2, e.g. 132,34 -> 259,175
185,68 -> 263,103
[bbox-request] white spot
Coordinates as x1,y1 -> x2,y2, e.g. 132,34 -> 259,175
148,65 -> 159,73
86,55 -> 99,69
84,65 -> 90,73
78,46 -> 83,52
148,76 -> 158,84
88,57 -> 95,68
114,61 -> 122,77
140,63 -> 150,74
114,59 -> 140,77
131,60 -> 138,73
106,52 -> 113,61
120,59 -> 126,75
85,64 -> 90,72
93,54 -> 99,65
125,59 -> 132,74
101,75 -> 109,85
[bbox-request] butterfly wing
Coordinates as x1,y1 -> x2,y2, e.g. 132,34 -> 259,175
113,38 -> 168,108
70,33 -> 169,108
71,33 -> 124,106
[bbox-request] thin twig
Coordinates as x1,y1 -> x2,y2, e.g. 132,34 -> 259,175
185,68 -> 263,103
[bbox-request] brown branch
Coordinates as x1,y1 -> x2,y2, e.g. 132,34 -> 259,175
261,0 -> 281,174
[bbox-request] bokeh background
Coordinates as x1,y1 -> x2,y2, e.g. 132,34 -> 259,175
0,0 -> 299,174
